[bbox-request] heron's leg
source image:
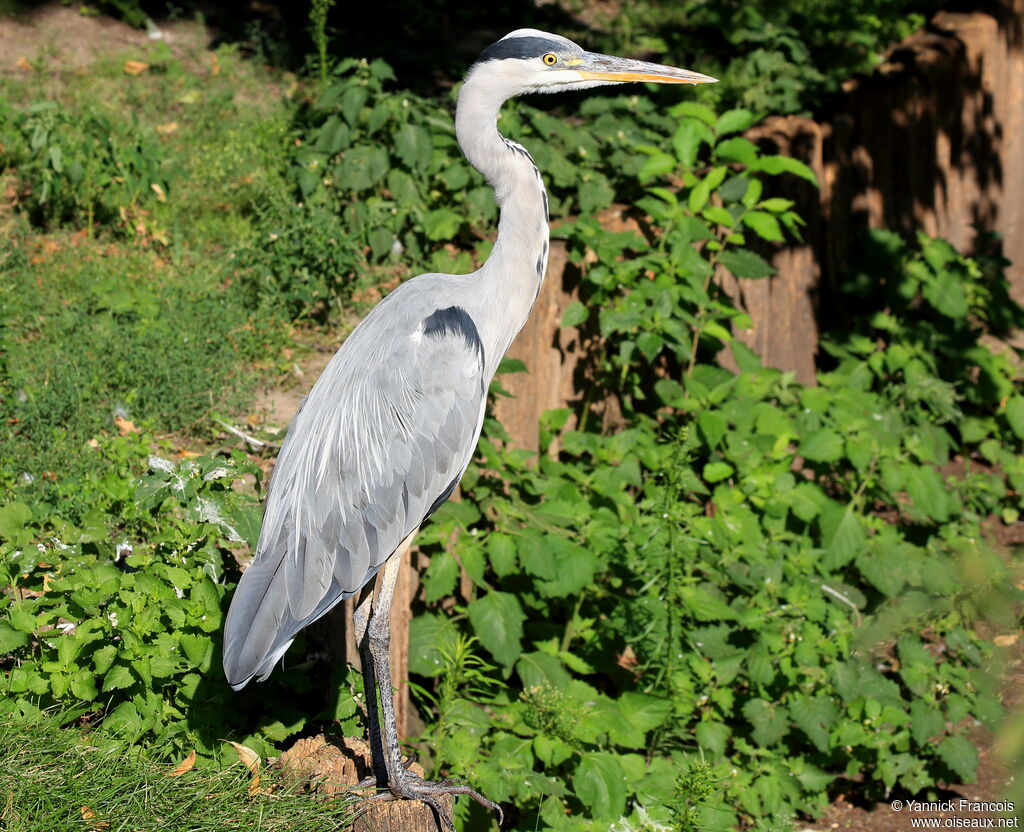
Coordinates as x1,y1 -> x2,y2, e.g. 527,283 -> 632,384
365,552 -> 407,787
361,552 -> 504,831
352,585 -> 385,789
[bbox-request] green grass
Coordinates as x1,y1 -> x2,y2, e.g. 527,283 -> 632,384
0,711 -> 357,831
0,40 -> 298,516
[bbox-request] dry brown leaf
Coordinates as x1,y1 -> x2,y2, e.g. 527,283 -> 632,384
87,438 -> 100,449
114,415 -> 138,435
80,806 -> 110,830
994,633 -> 1020,647
223,740 -> 261,775
167,749 -> 197,777
156,122 -> 178,135
248,774 -> 261,796
178,449 -> 201,459
123,60 -> 149,75
150,183 -> 167,202
16,56 -> 33,72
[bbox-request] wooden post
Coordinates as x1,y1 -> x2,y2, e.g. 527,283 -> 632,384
276,734 -> 452,831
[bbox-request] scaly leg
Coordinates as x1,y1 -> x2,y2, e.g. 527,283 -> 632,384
352,550 -> 504,830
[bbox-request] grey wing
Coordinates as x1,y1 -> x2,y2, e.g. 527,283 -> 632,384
222,303 -> 486,689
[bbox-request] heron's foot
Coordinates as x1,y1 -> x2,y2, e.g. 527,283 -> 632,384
345,756 -> 424,793
353,771 -> 503,831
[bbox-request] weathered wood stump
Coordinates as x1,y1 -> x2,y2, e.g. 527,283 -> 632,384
275,734 -> 452,832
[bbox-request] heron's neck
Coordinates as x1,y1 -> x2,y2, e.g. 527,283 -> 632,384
456,78 -> 549,375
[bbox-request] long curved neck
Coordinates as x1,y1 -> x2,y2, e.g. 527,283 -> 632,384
456,72 -> 549,377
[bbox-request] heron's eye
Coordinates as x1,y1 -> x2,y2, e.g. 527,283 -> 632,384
542,53 -> 558,66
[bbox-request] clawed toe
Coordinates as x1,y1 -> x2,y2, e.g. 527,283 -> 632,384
347,772 -> 503,830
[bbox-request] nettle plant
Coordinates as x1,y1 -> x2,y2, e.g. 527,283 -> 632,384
400,110 -> 1016,829
0,101 -> 176,233
0,445 -> 271,754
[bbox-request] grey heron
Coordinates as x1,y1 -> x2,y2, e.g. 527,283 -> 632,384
223,28 -> 714,828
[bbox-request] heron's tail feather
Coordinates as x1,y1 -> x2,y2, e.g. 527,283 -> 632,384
222,522 -> 354,690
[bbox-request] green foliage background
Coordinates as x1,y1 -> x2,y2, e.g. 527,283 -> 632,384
1,3 -> 1022,830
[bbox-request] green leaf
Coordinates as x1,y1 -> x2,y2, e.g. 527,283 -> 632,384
749,154 -> 819,185
669,101 -> 716,125
909,700 -> 945,745
467,591 -> 525,674
800,429 -> 843,463
102,701 -> 143,741
719,249 -> 774,279
715,108 -> 757,135
823,507 -> 866,570
695,720 -> 729,757
0,502 -> 32,540
743,698 -> 789,746
422,550 -> 459,603
715,136 -> 758,166
0,623 -> 28,655
697,410 -> 727,449
906,466 -> 950,522
421,208 -> 463,241
487,533 -> 517,578
102,663 -> 135,692
937,734 -> 978,782
562,300 -> 589,328
921,269 -> 968,319
703,461 -> 734,483
618,691 -> 671,735
408,613 -> 458,677
742,211 -> 784,242
394,124 -> 433,172
789,695 -> 837,753
574,752 -> 628,820
1004,396 -> 1024,440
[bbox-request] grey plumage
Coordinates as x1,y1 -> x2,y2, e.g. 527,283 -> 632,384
221,25 -> 714,826
223,279 -> 486,689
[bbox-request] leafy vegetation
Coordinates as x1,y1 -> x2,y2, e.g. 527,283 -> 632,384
1,5 -> 1022,831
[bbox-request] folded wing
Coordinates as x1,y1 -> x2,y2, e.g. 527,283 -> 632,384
222,300 -> 486,689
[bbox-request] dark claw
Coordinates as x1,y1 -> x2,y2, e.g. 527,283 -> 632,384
347,770 -> 503,829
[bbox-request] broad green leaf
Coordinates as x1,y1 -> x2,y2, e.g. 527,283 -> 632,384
703,461 -> 734,483
906,466 -> 950,522
421,208 -> 463,241
467,592 -> 525,673
0,623 -> 28,654
1004,396 -> 1024,440
102,663 -> 135,692
719,249 -> 774,279
800,429 -> 843,463
715,136 -> 758,165
394,124 -> 433,173
823,507 -> 866,570
698,410 -> 727,449
574,752 -> 628,820
742,211 -> 784,242
937,735 -> 978,782
789,695 -> 837,752
0,502 -> 32,540
562,300 -> 589,327
695,720 -> 730,757
921,269 -> 968,319
487,533 -> 517,577
749,154 -> 819,185
422,550 -> 458,603
715,108 -> 756,135
743,698 -> 788,746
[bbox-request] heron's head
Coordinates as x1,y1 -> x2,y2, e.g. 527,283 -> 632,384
467,28 -> 716,99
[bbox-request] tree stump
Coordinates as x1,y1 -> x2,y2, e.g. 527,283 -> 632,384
275,734 -> 452,832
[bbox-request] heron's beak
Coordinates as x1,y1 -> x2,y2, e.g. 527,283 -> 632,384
573,52 -> 717,85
